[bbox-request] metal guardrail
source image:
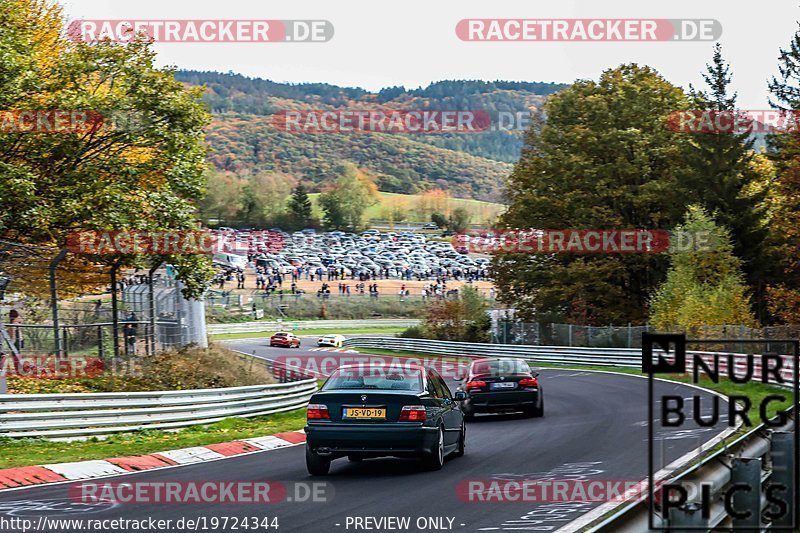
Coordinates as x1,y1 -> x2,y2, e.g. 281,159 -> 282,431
342,338 -> 796,385
0,378 -> 317,439
208,319 -> 420,335
342,337 -> 643,367
342,336 -> 798,530
588,408 -> 796,532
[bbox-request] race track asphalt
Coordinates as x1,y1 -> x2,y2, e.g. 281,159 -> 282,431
0,341 -> 730,533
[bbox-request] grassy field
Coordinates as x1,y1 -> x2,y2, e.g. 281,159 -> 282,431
211,326 -> 406,341
307,191 -> 506,225
0,410 -> 307,469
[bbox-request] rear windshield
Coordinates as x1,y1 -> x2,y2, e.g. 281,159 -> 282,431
471,359 -> 531,377
322,367 -> 424,392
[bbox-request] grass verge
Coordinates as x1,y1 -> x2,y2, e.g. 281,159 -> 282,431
0,409 -> 307,470
211,327 -> 404,341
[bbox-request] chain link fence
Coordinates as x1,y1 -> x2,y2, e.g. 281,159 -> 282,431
492,319 -> 800,351
205,292 -> 435,322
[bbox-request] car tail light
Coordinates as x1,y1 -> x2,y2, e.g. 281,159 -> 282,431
399,405 -> 427,421
519,377 -> 539,388
466,380 -> 487,390
307,404 -> 330,420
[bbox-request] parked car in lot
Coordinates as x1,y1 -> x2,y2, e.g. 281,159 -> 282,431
212,252 -> 248,270
304,364 -> 466,475
456,358 -> 543,419
269,332 -> 301,348
240,228 -> 489,282
318,334 -> 346,348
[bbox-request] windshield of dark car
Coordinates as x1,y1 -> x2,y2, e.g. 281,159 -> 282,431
471,359 -> 531,377
322,367 -> 424,391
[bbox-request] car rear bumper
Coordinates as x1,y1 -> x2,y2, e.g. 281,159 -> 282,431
465,390 -> 539,413
270,341 -> 295,347
305,423 -> 438,456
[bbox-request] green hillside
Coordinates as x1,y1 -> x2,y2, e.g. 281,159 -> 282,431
307,191 -> 506,225
176,71 -> 568,201
204,114 -> 513,202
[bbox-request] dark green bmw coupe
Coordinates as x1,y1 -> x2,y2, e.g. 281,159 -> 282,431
304,363 -> 467,475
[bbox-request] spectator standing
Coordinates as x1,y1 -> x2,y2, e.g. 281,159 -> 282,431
7,309 -> 23,354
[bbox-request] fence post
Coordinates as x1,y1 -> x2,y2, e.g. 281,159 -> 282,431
770,431 -> 795,528
627,322 -> 632,348
729,457 -> 762,530
148,262 -> 159,357
568,324 -> 573,347
110,258 -> 122,359
98,326 -> 104,359
740,324 -> 745,354
62,326 -> 69,358
49,247 -> 68,358
668,502 -> 706,531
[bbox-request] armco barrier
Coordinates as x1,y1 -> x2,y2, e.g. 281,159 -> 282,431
586,407 -> 796,532
208,319 -> 420,335
342,336 -> 798,530
342,337 -> 643,367
0,378 -> 317,439
342,338 -> 796,385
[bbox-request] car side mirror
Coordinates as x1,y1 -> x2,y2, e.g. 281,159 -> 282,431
532,371 -> 540,378
454,391 -> 467,401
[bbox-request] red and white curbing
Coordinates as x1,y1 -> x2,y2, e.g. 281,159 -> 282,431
0,430 -> 306,490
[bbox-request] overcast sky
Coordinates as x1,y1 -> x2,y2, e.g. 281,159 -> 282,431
60,0 -> 799,107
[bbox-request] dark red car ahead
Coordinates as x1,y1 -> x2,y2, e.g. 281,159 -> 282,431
456,358 -> 543,419
269,332 -> 301,348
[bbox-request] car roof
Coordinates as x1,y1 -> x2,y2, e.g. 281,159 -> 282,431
470,357 -> 531,371
337,363 -> 426,371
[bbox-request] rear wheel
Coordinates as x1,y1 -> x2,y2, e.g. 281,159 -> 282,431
452,423 -> 465,458
306,447 -> 331,476
526,397 -> 544,418
423,427 -> 445,470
